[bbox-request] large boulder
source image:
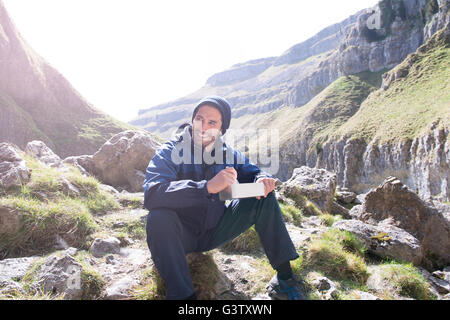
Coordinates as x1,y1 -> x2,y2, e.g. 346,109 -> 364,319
92,131 -> 160,192
0,143 -> 31,190
281,166 -> 337,213
357,176 -> 450,269
25,141 -> 62,168
333,219 -> 423,265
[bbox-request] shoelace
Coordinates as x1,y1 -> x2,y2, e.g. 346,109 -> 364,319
278,279 -> 299,300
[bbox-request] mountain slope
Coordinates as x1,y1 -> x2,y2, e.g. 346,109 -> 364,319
0,1 -> 135,158
318,22 -> 450,201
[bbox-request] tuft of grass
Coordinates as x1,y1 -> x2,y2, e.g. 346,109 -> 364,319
305,228 -> 368,284
131,267 -> 165,300
279,203 -> 303,227
219,226 -> 261,254
284,189 -> 323,216
247,257 -> 276,296
77,257 -> 105,300
318,213 -> 342,227
377,262 -> 436,300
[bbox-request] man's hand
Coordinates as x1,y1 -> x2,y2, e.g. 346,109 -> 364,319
207,167 -> 237,194
256,177 -> 275,200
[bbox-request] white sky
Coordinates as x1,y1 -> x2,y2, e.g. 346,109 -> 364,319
3,0 -> 379,122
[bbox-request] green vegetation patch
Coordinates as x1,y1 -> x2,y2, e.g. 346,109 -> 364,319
375,262 -> 436,300
304,228 -> 368,284
0,155 -> 121,258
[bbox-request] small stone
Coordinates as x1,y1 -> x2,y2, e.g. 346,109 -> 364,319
90,237 -> 121,258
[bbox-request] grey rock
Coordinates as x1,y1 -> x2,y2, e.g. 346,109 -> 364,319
336,190 -> 357,204
0,280 -> 24,296
333,219 -> 423,265
331,200 -> 350,218
348,204 -> 363,219
65,247 -> 78,257
357,177 -> 450,268
0,257 -> 37,282
104,275 -> 137,300
281,166 -> 337,213
32,253 -> 84,300
25,140 -> 62,168
351,290 -> 380,300
90,237 -> 121,258
0,143 -> 31,190
92,130 -> 160,192
311,275 -> 338,300
63,155 -> 94,176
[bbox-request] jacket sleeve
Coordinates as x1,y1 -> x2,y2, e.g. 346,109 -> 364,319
143,143 -> 212,211
234,149 -> 273,183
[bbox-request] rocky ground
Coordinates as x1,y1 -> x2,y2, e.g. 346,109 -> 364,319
1,133 -> 449,300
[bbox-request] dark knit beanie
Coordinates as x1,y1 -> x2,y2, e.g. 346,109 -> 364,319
192,96 -> 232,135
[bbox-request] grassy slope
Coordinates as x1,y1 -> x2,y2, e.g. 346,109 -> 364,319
0,154 -> 120,258
333,28 -> 450,144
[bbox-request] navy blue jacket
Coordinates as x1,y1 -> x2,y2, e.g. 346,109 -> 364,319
143,125 -> 272,234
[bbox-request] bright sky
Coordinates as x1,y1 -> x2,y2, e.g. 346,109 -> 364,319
3,0 -> 379,122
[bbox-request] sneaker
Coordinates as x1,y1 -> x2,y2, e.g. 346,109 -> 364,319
267,274 -> 307,300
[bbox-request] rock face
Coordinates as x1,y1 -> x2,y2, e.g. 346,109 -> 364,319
0,1 -> 132,158
348,176 -> 450,269
281,166 -> 337,213
92,131 -> 160,192
0,143 -> 31,190
25,141 -> 62,167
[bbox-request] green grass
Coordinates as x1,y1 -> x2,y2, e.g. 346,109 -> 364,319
283,188 -> 323,216
304,228 -> 368,284
220,226 -> 261,254
375,261 -> 436,300
318,213 -> 342,227
0,155 -> 121,258
279,203 -> 303,227
75,251 -> 106,299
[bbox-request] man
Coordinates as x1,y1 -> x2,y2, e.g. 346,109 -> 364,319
143,95 -> 305,300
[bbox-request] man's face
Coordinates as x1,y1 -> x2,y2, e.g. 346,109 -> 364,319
192,105 -> 222,148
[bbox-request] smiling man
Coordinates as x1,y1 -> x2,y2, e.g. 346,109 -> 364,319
143,95 -> 304,300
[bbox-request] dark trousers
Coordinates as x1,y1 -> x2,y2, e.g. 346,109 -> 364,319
146,192 -> 299,299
